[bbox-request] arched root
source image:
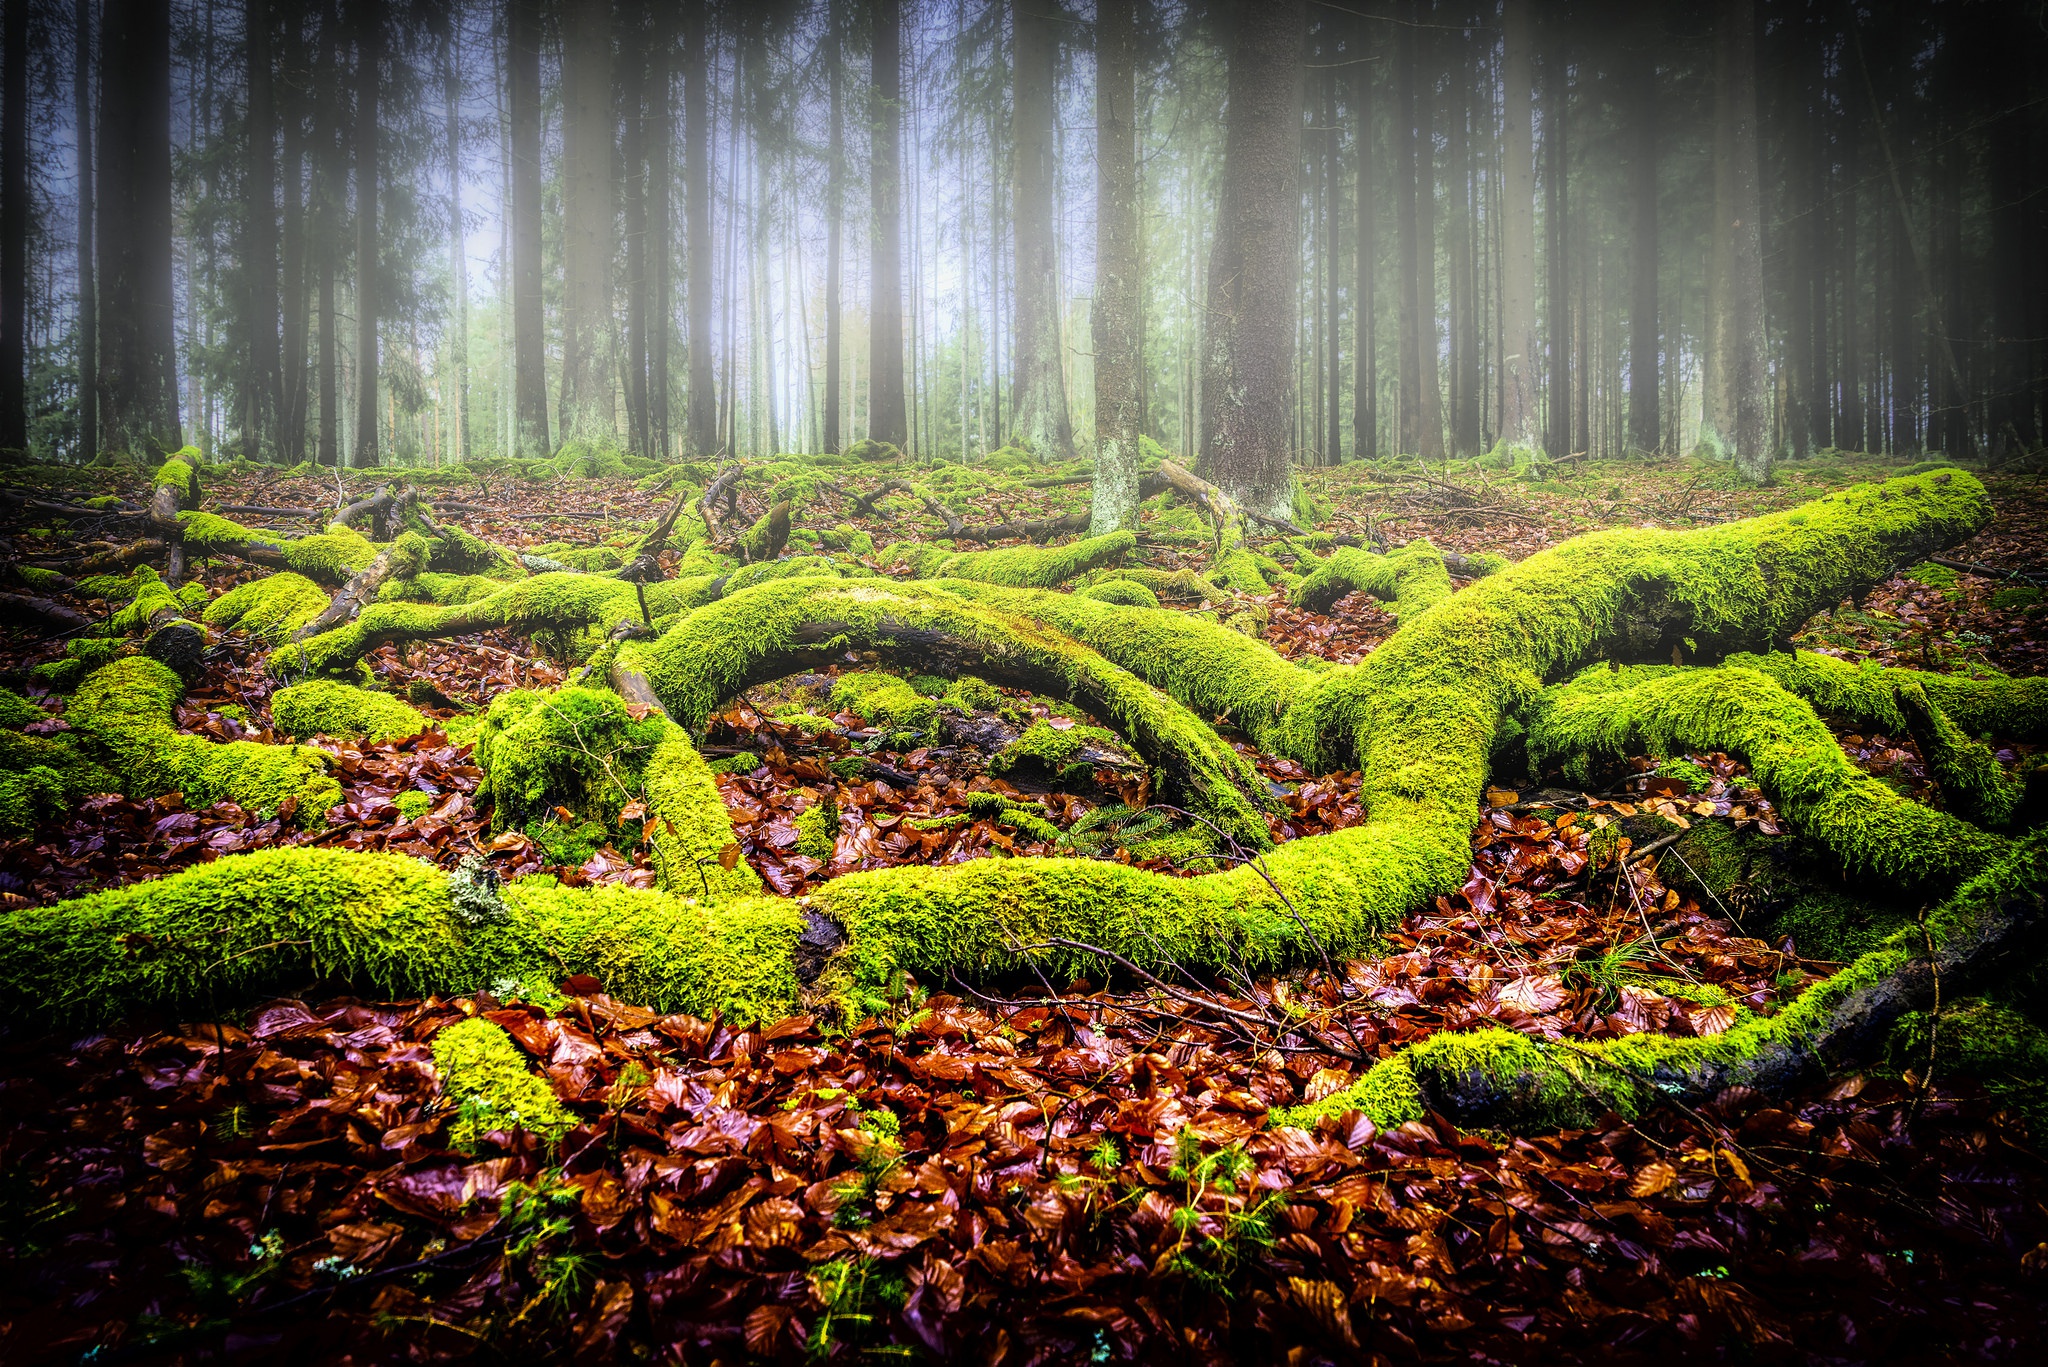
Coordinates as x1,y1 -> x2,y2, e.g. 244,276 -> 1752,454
1724,648 -> 2048,742
619,577 -> 1279,848
1525,662 -> 2008,890
1289,540 -> 1453,618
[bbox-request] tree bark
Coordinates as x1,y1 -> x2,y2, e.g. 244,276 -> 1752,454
1717,0 -> 1768,479
1198,0 -> 1305,521
1626,38 -> 1659,454
1543,21 -> 1569,458
557,0 -> 612,444
73,0 -> 96,463
1090,0 -> 1139,533
96,0 -> 181,457
1393,10 -> 1421,458
1497,0 -> 1537,450
622,5 -> 650,459
1008,0 -> 1071,459
1353,15 -> 1375,462
684,1 -> 716,457
245,0 -> 282,461
1,0 -> 29,452
507,0 -> 548,457
443,17 -> 468,466
352,0 -> 380,467
867,0 -> 907,449
647,4 -> 672,460
823,0 -> 843,454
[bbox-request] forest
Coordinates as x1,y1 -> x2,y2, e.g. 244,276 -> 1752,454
0,0 -> 2045,1361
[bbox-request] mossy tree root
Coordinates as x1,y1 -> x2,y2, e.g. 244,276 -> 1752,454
1289,540 -> 1453,618
1525,662 -> 2009,890
1724,648 -> 2048,743
1891,678 -> 2034,831
620,577 -> 1278,849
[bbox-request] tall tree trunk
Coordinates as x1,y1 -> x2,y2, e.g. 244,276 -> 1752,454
444,18 -> 468,465
684,1 -> 715,457
352,0 -> 380,466
1197,0 -> 1304,519
1716,0 -> 1767,479
647,5 -> 671,459
622,4 -> 649,459
277,13 -> 308,464
867,0 -> 907,448
1498,0 -> 1537,449
1008,0 -> 1069,458
1353,15 -> 1375,462
2,0 -> 29,452
1393,11 -> 1421,457
508,0 -> 548,455
1414,50 -> 1441,459
1626,39 -> 1658,453
1090,0 -> 1139,532
1543,20 -> 1569,458
245,0 -> 281,460
823,0 -> 842,453
73,0 -> 96,462
97,0 -> 181,455
1447,62 -> 1478,457
1323,42 -> 1341,464
314,0 -> 342,466
557,0 -> 612,443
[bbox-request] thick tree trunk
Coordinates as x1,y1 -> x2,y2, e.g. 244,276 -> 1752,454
97,0 -> 182,456
1353,19 -> 1375,462
1090,0 -> 1139,533
823,0 -> 842,454
1626,41 -> 1659,454
277,16 -> 308,465
1393,13 -> 1422,458
245,0 -> 282,461
507,0 -> 548,456
1497,0 -> 1537,449
1543,26 -> 1569,458
647,6 -> 671,460
684,1 -> 716,457
1198,0 -> 1305,521
1717,0 -> 1768,479
1414,44 -> 1442,460
1008,0 -> 1071,460
352,0 -> 380,467
622,10 -> 650,459
867,0 -> 907,449
73,0 -> 96,463
1,0 -> 28,453
557,0 -> 612,444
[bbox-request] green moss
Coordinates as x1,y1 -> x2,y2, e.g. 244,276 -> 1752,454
0,687 -> 43,728
177,514 -> 380,584
527,541 -> 627,573
1726,649 -> 2047,743
153,457 -> 198,510
1291,540 -> 1452,619
1655,758 -> 1714,792
68,658 -> 340,825
708,750 -> 760,775
1888,998 -> 2048,1133
272,679 -> 428,742
943,675 -> 1004,713
1526,662 -> 2006,891
831,672 -> 938,735
1074,579 -> 1160,609
891,530 -> 1134,588
432,1017 -> 574,1149
0,731 -> 118,826
106,565 -> 182,635
0,764 -> 69,833
204,572 -> 330,643
1902,561 -> 1959,595
1991,586 -> 2040,612
989,720 -> 1124,777
396,790 -> 434,821
796,796 -> 839,859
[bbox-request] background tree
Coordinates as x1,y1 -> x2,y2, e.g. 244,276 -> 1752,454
507,0 -> 546,456
1008,0 -> 1068,458
867,0 -> 906,449
2,0 -> 28,452
97,0 -> 181,455
352,0 -> 380,466
556,0 -> 612,442
1090,0 -> 1138,531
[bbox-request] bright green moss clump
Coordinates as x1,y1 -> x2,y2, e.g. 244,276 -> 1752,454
432,1017 -> 574,1149
1726,649 -> 2047,743
68,658 -> 340,825
989,719 -> 1124,778
1074,579 -> 1160,609
205,571 -> 330,642
272,679 -> 428,742
831,672 -> 938,735
1290,540 -> 1453,618
0,687 -> 42,728
891,530 -> 1134,588
153,456 -> 198,509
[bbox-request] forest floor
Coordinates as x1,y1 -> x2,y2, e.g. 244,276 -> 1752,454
2,448 -> 2046,1363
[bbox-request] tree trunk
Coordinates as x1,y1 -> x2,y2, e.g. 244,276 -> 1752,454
443,19 -> 468,466
1543,23 -> 1569,457
1007,0 -> 1071,459
1718,0 -> 1768,479
73,0 -> 96,463
823,0 -> 842,454
97,0 -> 182,456
1446,61 -> 1478,458
1323,42 -> 1341,465
1,0 -> 29,452
1393,11 -> 1421,458
244,0 -> 282,461
352,0 -> 380,467
622,7 -> 649,459
277,13 -> 308,465
508,0 -> 548,457
1197,0 -> 1304,520
684,1 -> 715,457
1414,47 -> 1441,460
647,5 -> 671,460
1353,15 -> 1375,463
1626,41 -> 1658,454
867,0 -> 907,449
557,0 -> 612,444
1090,0 -> 1139,532
1497,0 -> 1537,450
